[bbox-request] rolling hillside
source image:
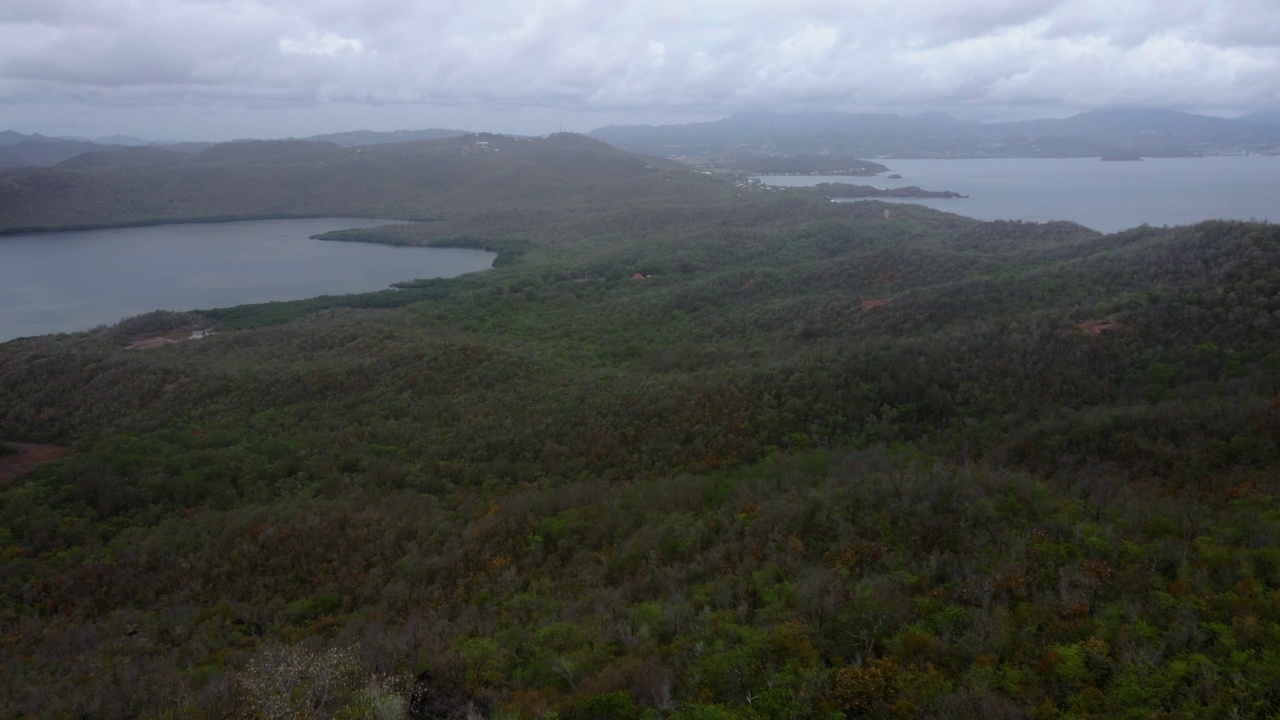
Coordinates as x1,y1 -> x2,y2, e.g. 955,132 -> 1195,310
1,129 -> 1279,718
0,133 -> 740,232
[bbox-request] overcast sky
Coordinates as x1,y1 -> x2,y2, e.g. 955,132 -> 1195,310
2,0 -> 1279,141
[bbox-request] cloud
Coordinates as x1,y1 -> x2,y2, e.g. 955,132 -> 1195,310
2,0 -> 1279,136
279,32 -> 364,56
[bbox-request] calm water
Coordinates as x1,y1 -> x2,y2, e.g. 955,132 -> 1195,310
756,156 -> 1280,233
0,218 -> 496,342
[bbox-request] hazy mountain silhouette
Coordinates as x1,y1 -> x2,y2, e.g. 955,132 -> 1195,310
0,133 -> 736,231
0,136 -> 126,167
590,108 -> 1280,158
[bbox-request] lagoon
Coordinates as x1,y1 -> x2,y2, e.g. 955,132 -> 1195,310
0,218 -> 495,342
756,156 -> 1280,233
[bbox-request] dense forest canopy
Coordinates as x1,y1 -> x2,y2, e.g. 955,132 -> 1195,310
1,134 -> 1278,719
0,133 -> 738,233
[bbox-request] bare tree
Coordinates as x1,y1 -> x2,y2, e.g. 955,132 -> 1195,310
238,642 -> 360,720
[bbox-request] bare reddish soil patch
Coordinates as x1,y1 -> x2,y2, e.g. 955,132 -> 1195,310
0,443 -> 67,485
1078,318 -> 1125,335
127,328 -> 213,351
860,297 -> 892,310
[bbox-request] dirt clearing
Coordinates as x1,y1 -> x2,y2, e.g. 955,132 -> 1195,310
0,443 -> 67,484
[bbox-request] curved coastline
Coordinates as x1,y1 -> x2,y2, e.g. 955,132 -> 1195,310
0,212 -> 431,237
815,182 -> 968,199
0,217 -> 495,342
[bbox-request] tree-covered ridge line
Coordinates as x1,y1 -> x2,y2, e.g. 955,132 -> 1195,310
0,212 -> 414,237
1,138 -> 1279,718
6,212 -> 1275,482
0,133 -> 744,232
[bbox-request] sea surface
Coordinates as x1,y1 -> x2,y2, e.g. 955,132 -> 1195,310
755,156 -> 1280,233
0,218 -> 496,342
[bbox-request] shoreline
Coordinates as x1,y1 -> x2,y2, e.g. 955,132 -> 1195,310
0,213 -> 423,237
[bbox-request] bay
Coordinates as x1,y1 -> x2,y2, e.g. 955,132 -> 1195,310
0,218 -> 495,342
755,156 -> 1280,233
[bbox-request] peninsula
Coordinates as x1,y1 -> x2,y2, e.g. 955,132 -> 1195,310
814,182 -> 968,199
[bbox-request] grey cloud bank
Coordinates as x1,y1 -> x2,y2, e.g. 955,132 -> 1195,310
2,0 -> 1279,140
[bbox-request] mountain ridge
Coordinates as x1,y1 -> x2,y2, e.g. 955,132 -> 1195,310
0,133 -> 739,232
588,108 -> 1280,158
8,106 -> 1280,168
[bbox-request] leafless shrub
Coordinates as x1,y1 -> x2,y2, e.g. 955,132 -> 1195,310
238,642 -> 360,720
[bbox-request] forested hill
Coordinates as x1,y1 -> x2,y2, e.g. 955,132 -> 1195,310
590,109 -> 1280,158
2,160 -> 1280,720
0,133 -> 738,232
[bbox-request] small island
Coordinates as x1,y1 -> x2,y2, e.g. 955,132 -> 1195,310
814,183 -> 967,199
1100,153 -> 1143,161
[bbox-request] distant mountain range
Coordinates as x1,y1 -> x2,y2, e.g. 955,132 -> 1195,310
0,134 -> 130,167
5,108 -> 1280,169
588,108 -> 1280,159
0,128 -> 470,167
1239,110 -> 1280,127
